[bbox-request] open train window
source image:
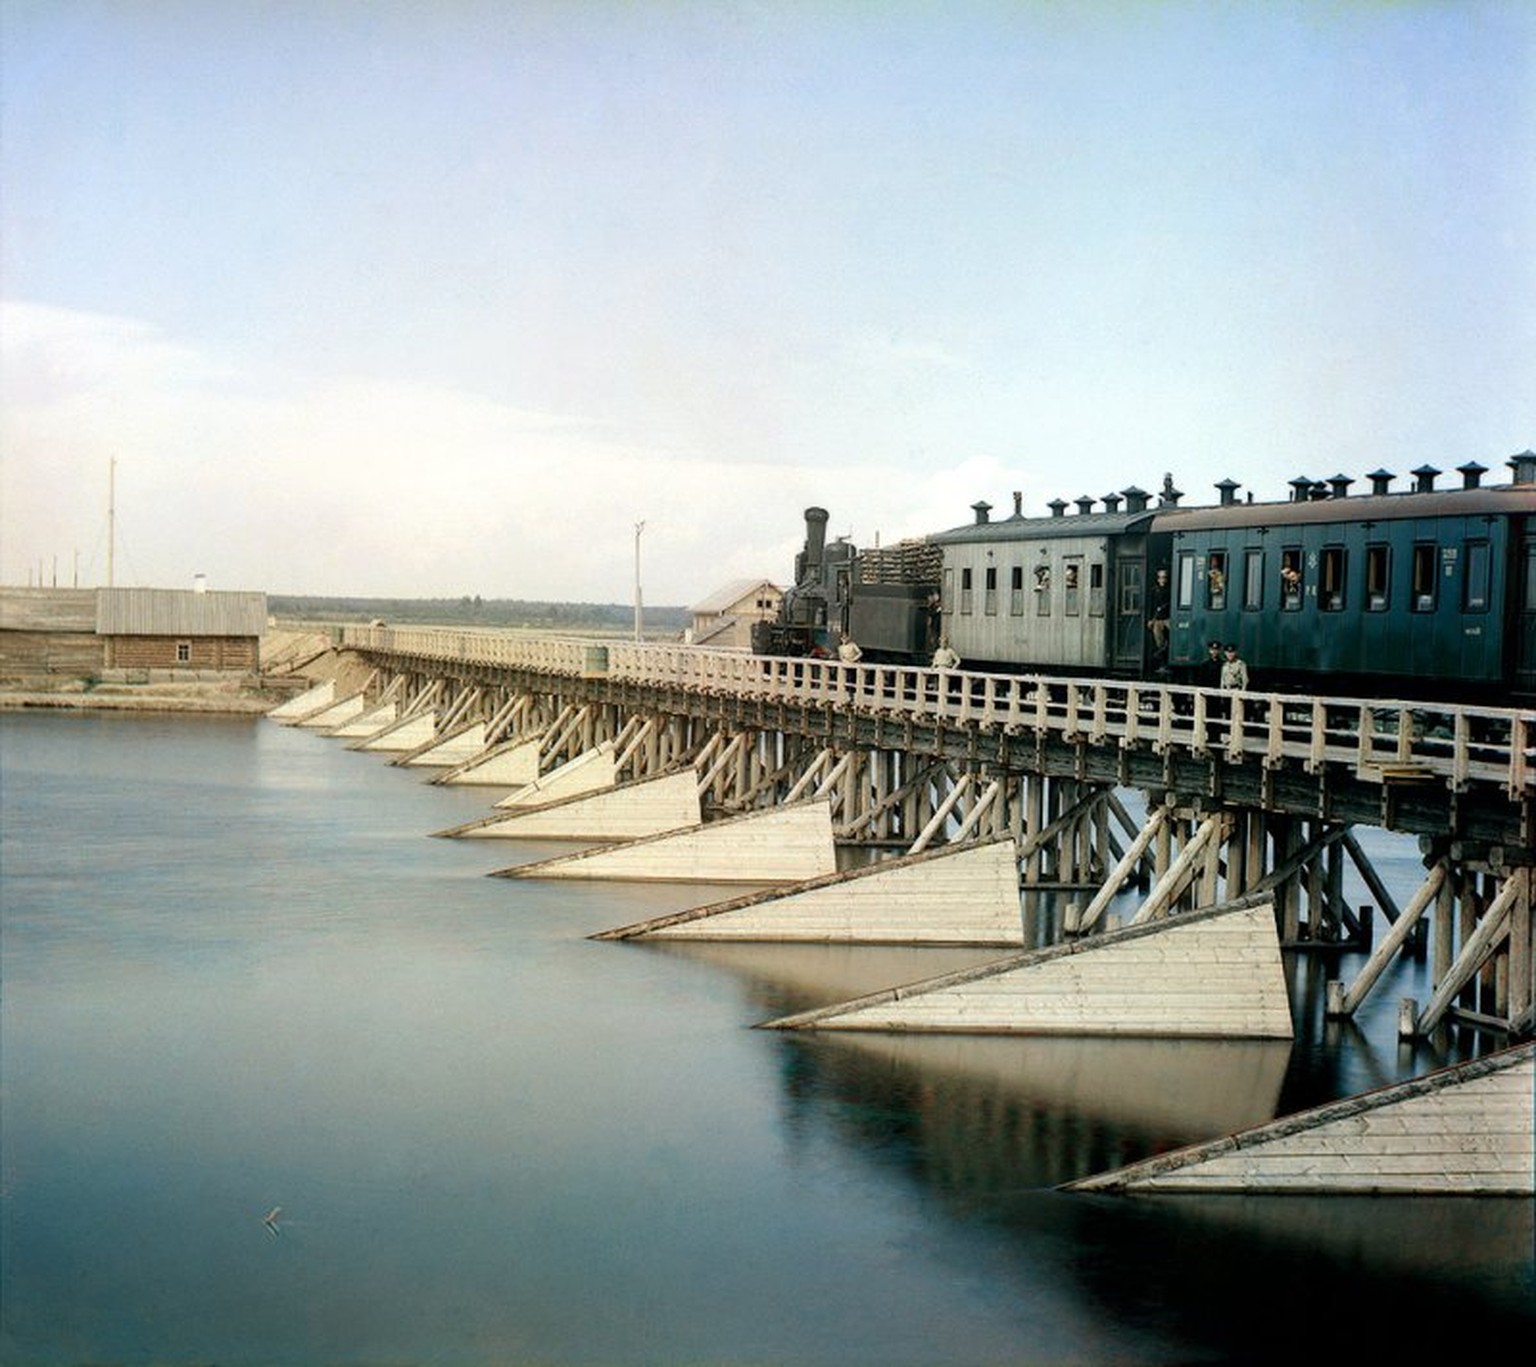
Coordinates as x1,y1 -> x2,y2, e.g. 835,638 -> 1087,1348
1462,540 -> 1489,612
1175,553 -> 1196,610
1411,543 -> 1436,612
1063,559 -> 1081,616
1034,563 -> 1051,615
1280,548 -> 1303,610
1243,549 -> 1264,610
960,567 -> 973,615
1088,563 -> 1105,617
1010,565 -> 1024,615
1319,546 -> 1345,612
1206,550 -> 1227,610
984,565 -> 998,615
1365,544 -> 1390,611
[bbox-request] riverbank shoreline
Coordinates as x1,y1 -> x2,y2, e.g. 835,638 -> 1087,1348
0,679 -> 292,715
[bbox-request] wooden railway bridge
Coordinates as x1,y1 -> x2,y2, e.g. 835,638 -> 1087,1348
273,624 -> 1535,1042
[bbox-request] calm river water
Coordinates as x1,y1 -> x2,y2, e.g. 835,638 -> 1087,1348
1,711 -> 1531,1365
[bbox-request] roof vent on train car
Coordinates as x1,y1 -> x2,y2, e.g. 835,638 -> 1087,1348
1457,461 -> 1487,490
1288,476 -> 1314,503
1010,491 -> 1024,519
972,500 -> 992,525
1157,474 -> 1182,507
1101,491 -> 1123,513
1075,495 -> 1095,515
1048,498 -> 1068,518
1214,478 -> 1240,506
1509,450 -> 1536,485
1411,465 -> 1440,493
1326,474 -> 1353,498
1367,469 -> 1394,495
1121,486 -> 1149,513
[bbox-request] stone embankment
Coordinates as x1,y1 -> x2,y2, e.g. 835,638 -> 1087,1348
0,628 -> 337,716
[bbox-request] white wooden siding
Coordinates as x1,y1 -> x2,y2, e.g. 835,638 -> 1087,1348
448,770 -> 701,841
1068,1044 -> 1534,1195
499,800 -> 837,884
603,839 -> 1024,945
765,903 -> 1293,1038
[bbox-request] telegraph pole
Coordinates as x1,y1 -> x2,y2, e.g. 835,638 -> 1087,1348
633,520 -> 646,642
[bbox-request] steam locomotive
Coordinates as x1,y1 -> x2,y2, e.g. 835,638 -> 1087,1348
752,453 -> 1536,703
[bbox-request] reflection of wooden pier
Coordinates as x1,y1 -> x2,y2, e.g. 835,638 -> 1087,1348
271,626 -> 1532,1042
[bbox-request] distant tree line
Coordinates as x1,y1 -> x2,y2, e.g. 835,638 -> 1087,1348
269,594 -> 690,632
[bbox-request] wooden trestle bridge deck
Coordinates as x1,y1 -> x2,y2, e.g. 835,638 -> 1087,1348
273,624 -> 1536,1194
303,624 -> 1533,1041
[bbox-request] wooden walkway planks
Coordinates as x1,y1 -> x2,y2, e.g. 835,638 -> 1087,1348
595,839 -> 1025,945
761,901 -> 1294,1038
1067,1042 -> 1535,1195
493,799 -> 838,884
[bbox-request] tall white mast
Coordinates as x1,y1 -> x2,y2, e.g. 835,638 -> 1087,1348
107,457 -> 116,588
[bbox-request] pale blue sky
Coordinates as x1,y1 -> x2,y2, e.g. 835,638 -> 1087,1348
3,2 -> 1531,602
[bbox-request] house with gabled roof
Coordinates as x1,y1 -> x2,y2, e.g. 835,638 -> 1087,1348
688,578 -> 783,650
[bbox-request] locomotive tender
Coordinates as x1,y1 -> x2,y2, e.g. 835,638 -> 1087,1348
754,452 -> 1536,703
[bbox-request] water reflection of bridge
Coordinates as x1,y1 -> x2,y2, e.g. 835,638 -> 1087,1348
282,625 -> 1533,1039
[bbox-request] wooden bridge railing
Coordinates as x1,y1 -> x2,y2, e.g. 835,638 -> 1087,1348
340,626 -> 1533,798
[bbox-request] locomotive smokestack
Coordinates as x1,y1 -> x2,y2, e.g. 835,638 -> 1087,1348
1411,465 -> 1440,493
1509,451 -> 1536,485
802,507 -> 829,571
1367,469 -> 1394,496
1457,461 -> 1487,490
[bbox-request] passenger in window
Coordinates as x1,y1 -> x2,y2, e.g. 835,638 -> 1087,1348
1280,564 -> 1302,607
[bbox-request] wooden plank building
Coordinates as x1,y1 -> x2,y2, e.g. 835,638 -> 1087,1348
0,586 -> 267,679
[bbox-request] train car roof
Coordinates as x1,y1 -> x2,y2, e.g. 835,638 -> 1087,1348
929,509 -> 1159,545
1149,484 -> 1536,533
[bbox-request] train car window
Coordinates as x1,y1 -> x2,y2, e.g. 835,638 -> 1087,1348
1243,549 -> 1264,610
1319,546 -> 1345,612
1064,560 -> 1081,616
1411,543 -> 1437,612
1365,544 -> 1390,611
984,566 -> 998,615
1089,563 -> 1105,617
1176,553 -> 1196,610
1034,563 -> 1051,615
1010,565 -> 1024,615
960,567 -> 973,615
1207,550 -> 1227,610
943,567 -> 954,615
1462,540 -> 1490,612
1280,548 -> 1303,611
